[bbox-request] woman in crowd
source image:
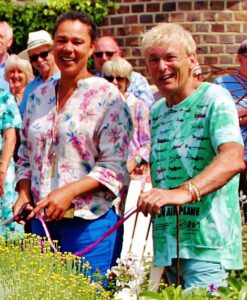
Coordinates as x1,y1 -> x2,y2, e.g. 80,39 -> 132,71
13,11 -> 133,277
5,54 -> 33,107
0,90 -> 22,236
103,57 -> 150,178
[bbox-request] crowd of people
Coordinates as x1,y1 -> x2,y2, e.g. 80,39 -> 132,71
0,10 -> 246,289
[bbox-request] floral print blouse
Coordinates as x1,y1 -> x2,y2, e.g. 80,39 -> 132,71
16,77 -> 133,219
125,93 -> 150,163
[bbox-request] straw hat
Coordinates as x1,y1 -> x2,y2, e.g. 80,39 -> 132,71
19,30 -> 53,60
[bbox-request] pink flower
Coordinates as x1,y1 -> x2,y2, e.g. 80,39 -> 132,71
40,86 -> 48,95
47,129 -> 53,139
37,136 -> 46,148
60,163 -> 73,172
79,110 -> 95,121
82,194 -> 93,205
70,135 -> 90,161
108,128 -> 123,144
110,111 -> 119,122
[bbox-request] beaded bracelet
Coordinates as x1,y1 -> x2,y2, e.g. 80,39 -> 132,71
181,182 -> 201,203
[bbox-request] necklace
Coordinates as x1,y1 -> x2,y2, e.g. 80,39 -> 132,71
49,75 -> 91,177
49,84 -> 60,178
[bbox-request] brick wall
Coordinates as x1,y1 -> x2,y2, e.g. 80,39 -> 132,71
97,0 -> 247,78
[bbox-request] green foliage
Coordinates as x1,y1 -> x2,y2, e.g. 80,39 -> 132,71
140,285 -> 212,300
139,276 -> 247,299
0,0 -> 119,54
217,276 -> 247,300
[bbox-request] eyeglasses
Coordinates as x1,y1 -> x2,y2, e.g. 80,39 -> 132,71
104,76 -> 125,82
94,51 -> 117,58
29,50 -> 50,63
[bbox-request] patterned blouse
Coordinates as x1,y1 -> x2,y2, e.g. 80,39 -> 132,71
16,77 -> 133,219
0,90 -> 23,235
125,92 -> 150,163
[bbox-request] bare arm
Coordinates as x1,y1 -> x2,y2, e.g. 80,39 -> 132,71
138,142 -> 245,216
0,128 -> 16,196
190,142 -> 245,195
13,178 -> 34,224
1,128 -> 16,166
28,176 -> 102,221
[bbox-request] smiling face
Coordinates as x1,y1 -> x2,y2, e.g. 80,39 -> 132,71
8,66 -> 27,95
145,43 -> 197,103
93,37 -> 120,72
28,45 -> 56,81
53,19 -> 94,80
106,74 -> 128,94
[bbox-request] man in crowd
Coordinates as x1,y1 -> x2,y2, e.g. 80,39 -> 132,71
215,40 -> 247,206
137,23 -> 245,288
0,21 -> 13,90
19,30 -> 60,116
93,36 -> 154,107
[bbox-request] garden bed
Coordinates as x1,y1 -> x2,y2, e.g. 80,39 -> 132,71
0,227 -> 246,299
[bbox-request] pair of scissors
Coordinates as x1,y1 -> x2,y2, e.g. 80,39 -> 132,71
0,202 -> 32,226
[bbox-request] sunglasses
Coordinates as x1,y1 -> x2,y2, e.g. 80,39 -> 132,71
29,50 -> 50,63
104,76 -> 125,83
94,51 -> 116,58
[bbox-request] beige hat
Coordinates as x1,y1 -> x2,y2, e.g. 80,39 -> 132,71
19,30 -> 53,60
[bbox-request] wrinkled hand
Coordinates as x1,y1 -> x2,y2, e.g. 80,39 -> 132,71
238,107 -> 247,126
137,187 -> 192,217
12,194 -> 34,225
238,107 -> 247,118
28,185 -> 75,221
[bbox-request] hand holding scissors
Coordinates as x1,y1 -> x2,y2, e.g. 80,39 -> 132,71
0,202 -> 33,226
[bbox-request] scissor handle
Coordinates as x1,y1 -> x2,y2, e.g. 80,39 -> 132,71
14,202 -> 32,222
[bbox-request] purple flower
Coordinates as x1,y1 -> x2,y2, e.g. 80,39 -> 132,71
208,283 -> 217,293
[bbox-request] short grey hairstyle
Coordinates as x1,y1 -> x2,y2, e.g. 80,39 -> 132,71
102,56 -> 132,82
5,54 -> 34,83
141,23 -> 197,57
0,21 -> 13,40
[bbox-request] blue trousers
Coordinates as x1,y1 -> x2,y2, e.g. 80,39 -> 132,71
165,258 -> 228,288
32,207 -> 123,278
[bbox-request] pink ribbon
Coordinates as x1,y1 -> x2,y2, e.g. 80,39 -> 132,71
38,215 -> 58,252
38,207 -> 138,256
74,207 -> 138,256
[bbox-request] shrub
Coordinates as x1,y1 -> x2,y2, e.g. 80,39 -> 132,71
0,0 -> 119,54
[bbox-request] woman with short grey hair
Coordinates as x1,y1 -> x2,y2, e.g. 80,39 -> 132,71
5,54 -> 33,106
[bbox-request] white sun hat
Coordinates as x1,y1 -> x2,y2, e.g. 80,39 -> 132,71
19,30 -> 53,60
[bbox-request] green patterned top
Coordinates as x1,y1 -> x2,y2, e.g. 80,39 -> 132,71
0,90 -> 22,236
150,82 -> 243,270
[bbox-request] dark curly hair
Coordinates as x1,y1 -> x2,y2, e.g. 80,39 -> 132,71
53,10 -> 96,42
